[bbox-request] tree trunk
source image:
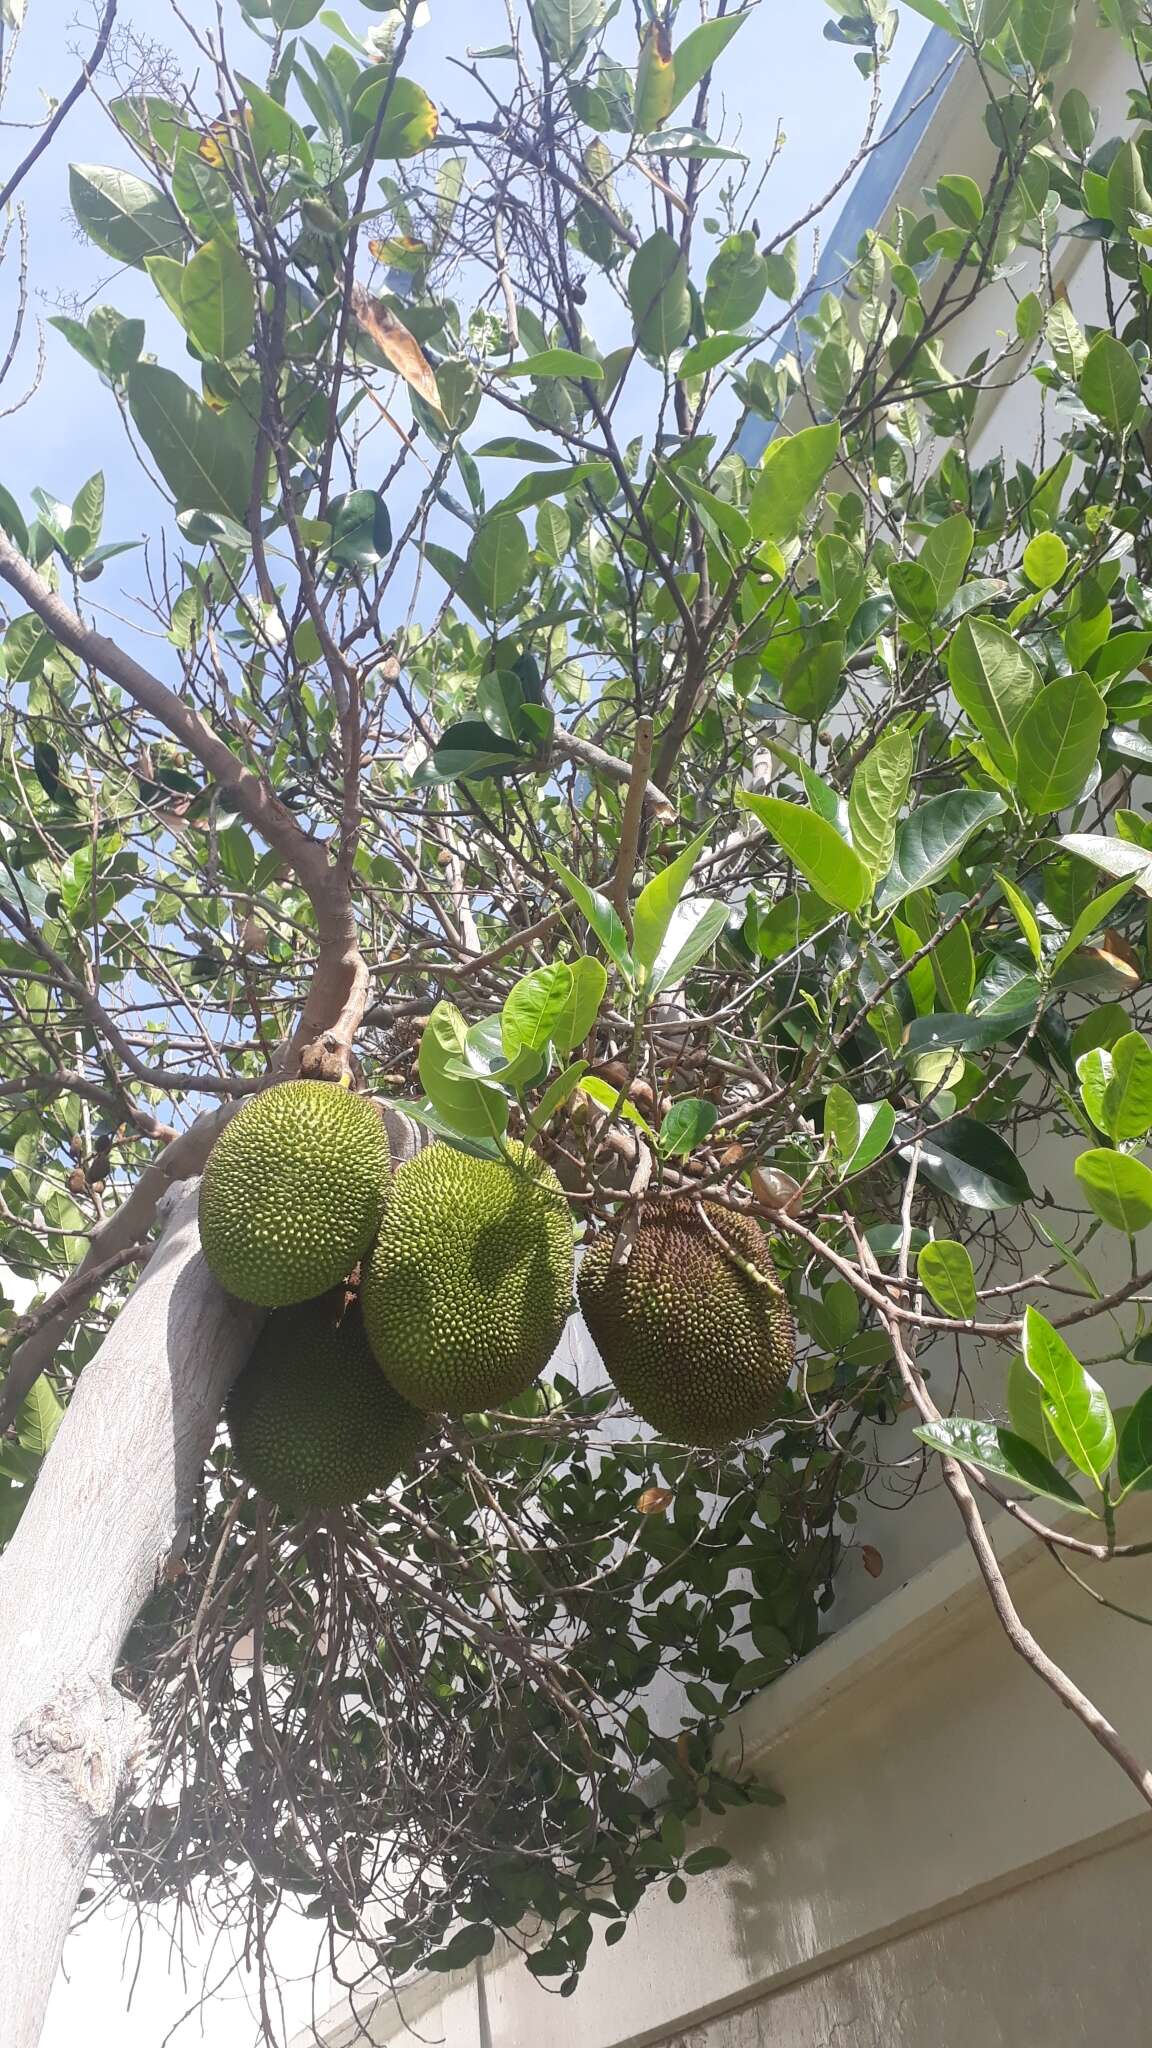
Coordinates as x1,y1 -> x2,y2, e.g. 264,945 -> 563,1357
0,1185 -> 260,2048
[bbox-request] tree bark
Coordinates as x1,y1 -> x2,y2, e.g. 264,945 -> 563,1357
0,1185 -> 260,2048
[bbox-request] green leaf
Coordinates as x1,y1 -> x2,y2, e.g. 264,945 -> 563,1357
888,560 -> 938,627
327,488 -> 392,571
419,720 -> 531,783
127,364 -> 253,522
1013,0 -> 1076,71
948,616 -> 1040,778
524,1059 -> 590,1140
1100,1033 -> 1152,1141
1022,1306 -> 1116,1482
632,827 -> 710,981
994,872 -> 1043,967
1015,674 -> 1106,815
903,1007 -> 1035,1055
658,1097 -> 719,1157
580,1075 -> 656,1139
628,230 -> 692,359
496,349 -> 604,381
849,729 -> 913,882
748,424 -> 840,547
704,232 -> 767,331
69,164 -> 185,268
0,482 -> 29,554
668,10 -> 750,112
548,858 -> 633,981
467,512 -> 531,612
918,513 -> 973,606
1116,1385 -> 1152,1497
15,1376 -> 64,1457
502,964 -> 576,1056
848,1100 -> 896,1174
936,174 -> 984,231
73,472 -> 105,547
237,77 -> 315,174
650,898 -> 729,995
550,958 -> 607,1051
1056,835 -> 1152,901
418,1000 -> 510,1141
634,21 -> 675,134
917,1239 -> 977,1319
1075,1149 -> 1152,1233
1022,532 -> 1068,590
532,0 -> 604,61
914,1419 -> 1094,1515
271,0 -> 321,22
1079,332 -> 1142,434
1006,1349 -> 1066,1466
180,235 -> 255,359
494,462 -> 612,517
876,791 -> 1005,911
824,1083 -> 860,1163
914,1117 -> 1033,1210
737,793 -> 870,913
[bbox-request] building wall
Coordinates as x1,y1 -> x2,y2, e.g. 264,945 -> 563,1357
303,16 -> 1152,2046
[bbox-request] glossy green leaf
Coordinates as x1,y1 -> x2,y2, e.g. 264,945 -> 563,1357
1022,532 -> 1068,589
848,1100 -> 897,1174
632,828 -> 710,981
668,9 -> 751,111
350,74 -> 438,158
913,1117 -> 1033,1210
550,957 -> 608,1051
549,858 -> 633,981
738,793 -> 870,913
15,1376 -> 64,1457
994,872 -> 1043,967
1013,0 -> 1076,71
524,1059 -> 590,1141
876,791 -> 1006,911
467,513 -> 531,612
579,1074 -> 656,1139
497,349 -> 604,381
327,489 -> 392,571
628,231 -> 691,358
1022,1306 -> 1116,1482
914,1418 -> 1094,1514
919,513 -> 973,606
420,720 -> 531,783
650,898 -> 729,995
918,1238 -> 978,1319
418,1000 -> 510,1140
1079,331 -> 1142,433
658,1097 -> 719,1157
1116,1385 -> 1152,1497
1057,834 -> 1152,897
748,424 -> 840,547
502,964 -> 576,1057
127,364 -> 253,522
238,77 -> 315,173
704,232 -> 767,331
1099,1032 -> 1152,1140
69,164 -> 185,268
824,1083 -> 860,1163
180,235 -> 255,359
1015,674 -> 1106,815
1006,1350 -> 1067,1467
1075,1148 -> 1152,1232
532,0 -> 604,60
948,616 -> 1040,777
1051,875 -> 1139,965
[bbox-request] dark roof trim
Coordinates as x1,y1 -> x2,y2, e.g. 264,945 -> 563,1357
737,24 -> 957,462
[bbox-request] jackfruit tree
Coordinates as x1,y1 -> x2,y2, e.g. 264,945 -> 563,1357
8,0 -> 1152,2040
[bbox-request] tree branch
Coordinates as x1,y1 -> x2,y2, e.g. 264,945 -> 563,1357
0,0 -> 118,213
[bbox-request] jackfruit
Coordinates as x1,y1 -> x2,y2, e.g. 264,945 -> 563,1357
199,1080 -> 390,1307
226,1296 -> 428,1508
577,1198 -> 793,1446
361,1141 -> 574,1413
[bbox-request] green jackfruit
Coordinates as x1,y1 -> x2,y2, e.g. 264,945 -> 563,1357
199,1080 -> 390,1307
361,1141 -> 574,1413
578,1199 -> 793,1446
226,1297 -> 428,1508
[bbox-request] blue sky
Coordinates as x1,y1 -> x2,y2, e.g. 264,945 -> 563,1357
4,2 -> 929,2041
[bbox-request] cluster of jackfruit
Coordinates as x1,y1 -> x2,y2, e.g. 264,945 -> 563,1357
199,1080 -> 797,1503
199,1082 -> 574,1509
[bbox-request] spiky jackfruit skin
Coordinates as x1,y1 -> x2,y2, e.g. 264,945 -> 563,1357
361,1142 -> 574,1414
199,1081 -> 390,1307
226,1298 -> 427,1508
577,1199 -> 793,1447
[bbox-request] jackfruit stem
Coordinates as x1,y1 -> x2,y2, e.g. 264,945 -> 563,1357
692,1199 -> 785,1299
